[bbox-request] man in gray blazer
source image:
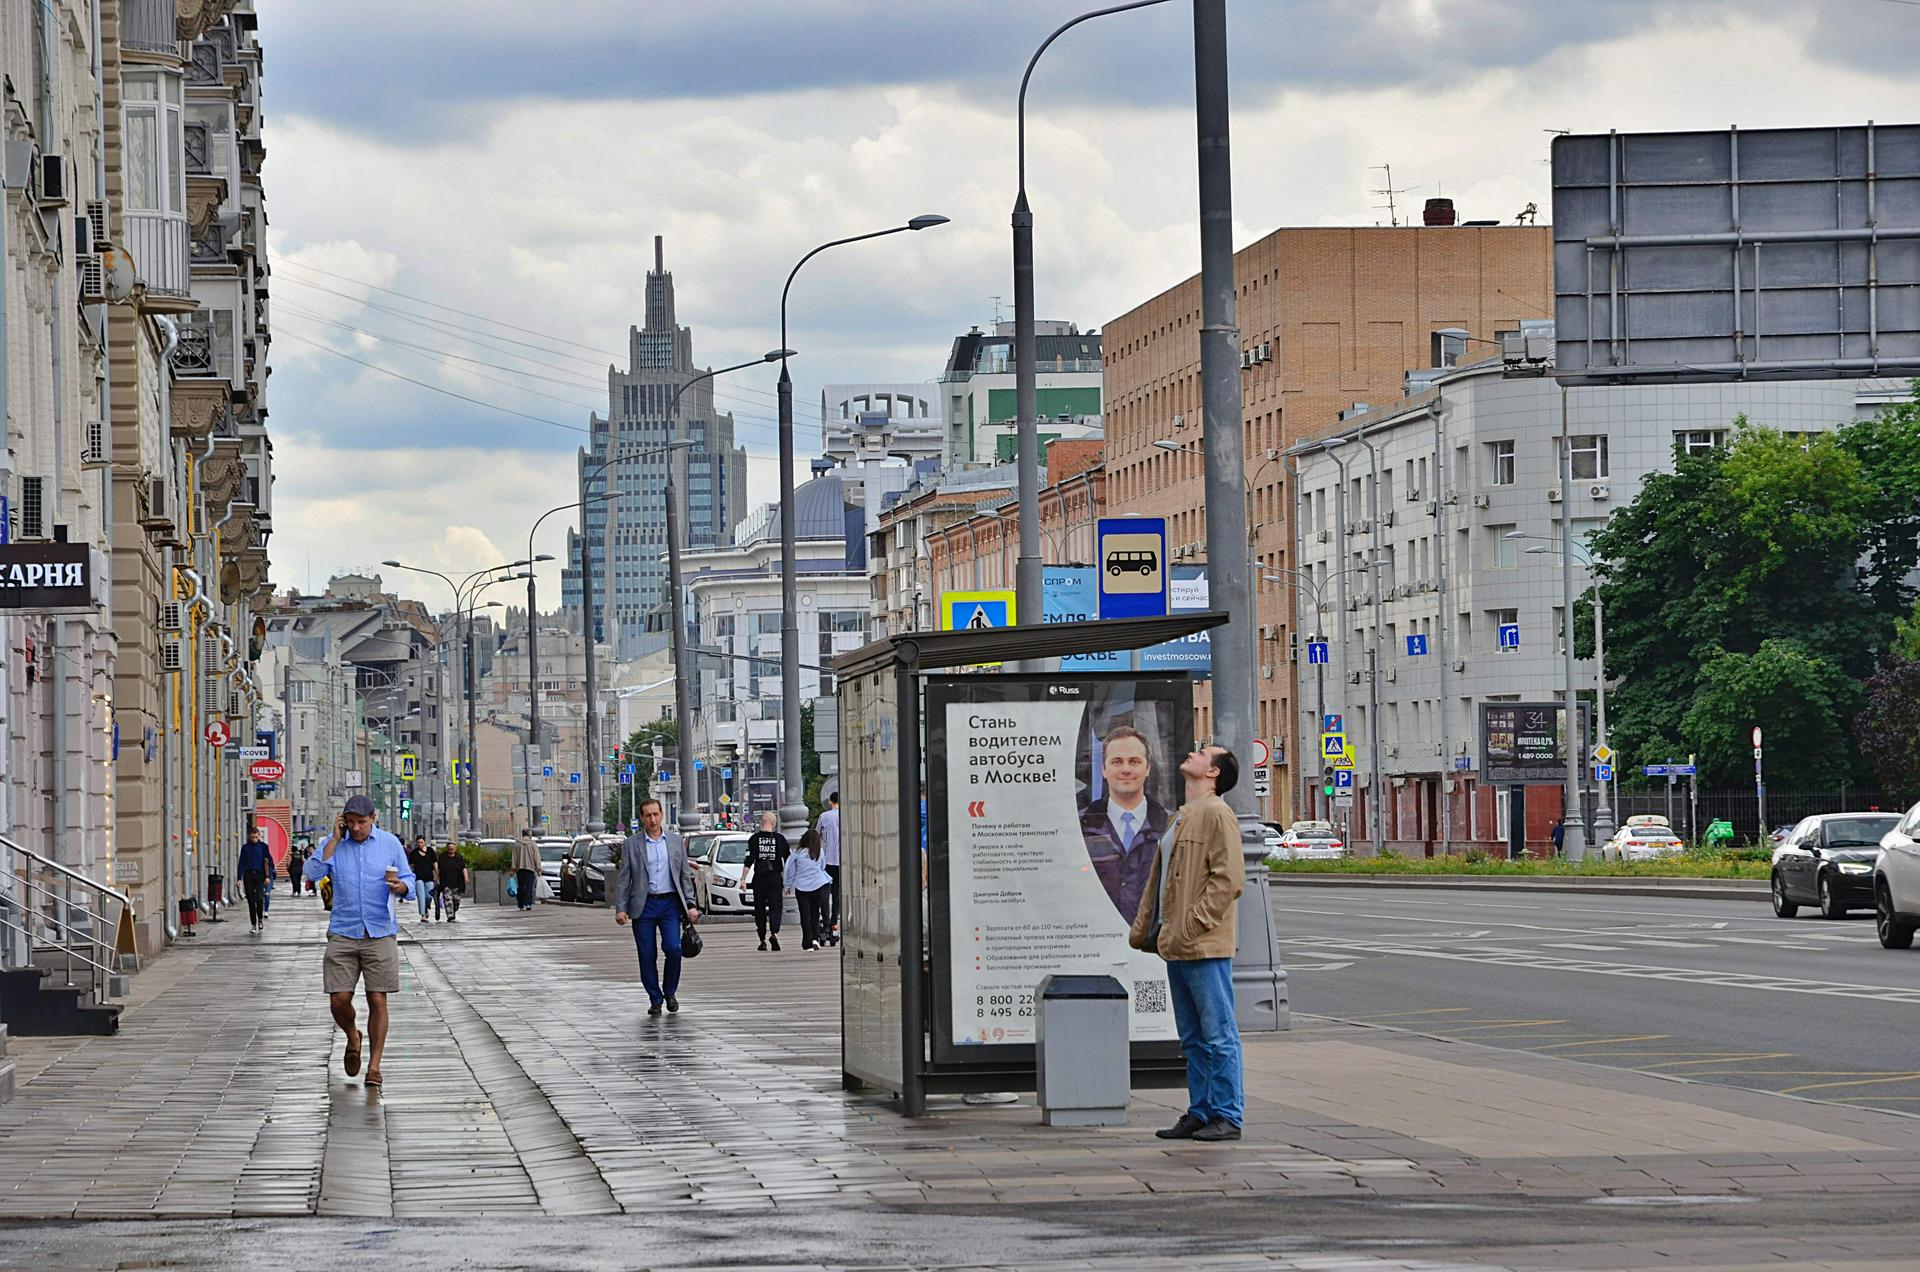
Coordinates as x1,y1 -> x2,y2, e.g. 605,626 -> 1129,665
612,797 -> 700,1016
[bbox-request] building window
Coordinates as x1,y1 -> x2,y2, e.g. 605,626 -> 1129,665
123,73 -> 184,214
1491,525 -> 1518,569
1675,429 -> 1728,456
1488,440 -> 1516,486
1564,434 -> 1610,480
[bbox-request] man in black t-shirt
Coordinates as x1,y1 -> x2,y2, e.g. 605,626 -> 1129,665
741,811 -> 788,952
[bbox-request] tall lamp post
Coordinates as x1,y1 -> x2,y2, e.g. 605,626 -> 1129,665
383,560 -> 536,835
663,350 -> 791,836
1191,0 -> 1284,1030
775,214 -> 948,845
574,437 -> 697,832
1509,532 -> 1614,848
1011,0 -> 1172,640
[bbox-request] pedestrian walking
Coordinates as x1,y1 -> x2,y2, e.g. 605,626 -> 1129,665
742,810 -> 788,952
1549,818 -> 1564,858
287,844 -> 306,898
1129,745 -> 1245,1143
436,842 -> 467,921
407,835 -> 439,922
818,792 -> 841,941
512,828 -> 540,912
239,822 -> 272,933
786,825 -> 833,952
611,797 -> 698,1016
304,794 -> 414,1087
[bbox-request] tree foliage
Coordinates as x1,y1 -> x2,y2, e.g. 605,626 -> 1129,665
1591,408 -> 1917,789
602,718 -> 679,831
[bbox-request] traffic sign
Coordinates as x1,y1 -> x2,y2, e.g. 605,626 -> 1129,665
1306,641 -> 1329,665
1334,791 -> 1355,808
1096,516 -> 1169,620
719,793 -> 731,805
693,759 -> 704,771
568,772 -> 581,785
1406,633 -> 1428,657
1752,726 -> 1763,747
345,768 -> 365,789
1252,766 -> 1271,798
205,720 -> 231,748
1321,734 -> 1347,760
1329,748 -> 1356,771
542,764 -> 553,778
656,770 -> 670,785
1333,769 -> 1354,789
1323,714 -> 1343,734
1593,744 -> 1614,764
1251,738 -> 1270,768
399,753 -> 418,781
722,767 -> 733,780
1595,762 -> 1614,782
1497,623 -> 1521,650
943,589 -> 1015,633
248,759 -> 285,783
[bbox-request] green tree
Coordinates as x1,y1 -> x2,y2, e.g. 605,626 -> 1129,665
601,718 -> 679,831
1679,640 -> 1858,787
1836,385 -> 1920,615
1857,598 -> 1920,802
799,702 -> 824,820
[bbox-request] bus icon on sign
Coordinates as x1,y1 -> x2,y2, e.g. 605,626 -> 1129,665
1105,549 -> 1157,577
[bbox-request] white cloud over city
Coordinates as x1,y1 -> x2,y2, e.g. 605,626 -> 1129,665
256,0 -> 1920,611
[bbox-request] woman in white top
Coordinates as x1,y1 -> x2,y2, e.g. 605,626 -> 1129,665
785,827 -> 833,951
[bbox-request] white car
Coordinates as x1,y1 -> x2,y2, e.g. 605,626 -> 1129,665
1271,821 -> 1347,861
536,836 -> 571,892
1874,800 -> 1920,948
692,833 -> 752,914
1602,815 -> 1686,861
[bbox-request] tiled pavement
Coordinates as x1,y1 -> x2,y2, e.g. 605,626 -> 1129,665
7,889 -> 1920,1235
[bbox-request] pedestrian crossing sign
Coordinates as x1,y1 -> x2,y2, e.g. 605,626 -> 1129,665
398,753 -> 418,781
1321,733 -> 1347,760
942,590 -> 1015,633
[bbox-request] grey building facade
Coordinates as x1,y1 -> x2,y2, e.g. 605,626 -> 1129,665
562,238 -> 749,658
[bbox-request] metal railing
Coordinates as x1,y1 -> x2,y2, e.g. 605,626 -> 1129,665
124,210 -> 192,301
0,836 -> 135,1005
123,0 -> 180,56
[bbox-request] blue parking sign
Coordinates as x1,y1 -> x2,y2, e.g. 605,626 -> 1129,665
1334,769 -> 1354,789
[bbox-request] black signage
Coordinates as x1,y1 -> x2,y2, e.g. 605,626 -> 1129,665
0,543 -> 96,611
1479,701 -> 1582,784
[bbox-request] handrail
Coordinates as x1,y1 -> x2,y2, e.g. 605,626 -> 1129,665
0,833 -> 132,909
0,913 -> 115,980
0,834 -> 134,1004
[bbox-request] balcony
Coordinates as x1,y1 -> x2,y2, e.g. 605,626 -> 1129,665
123,0 -> 180,57
124,210 -> 193,310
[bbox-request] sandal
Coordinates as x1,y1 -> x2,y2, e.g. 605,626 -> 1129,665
343,1031 -> 362,1077
365,1069 -> 382,1087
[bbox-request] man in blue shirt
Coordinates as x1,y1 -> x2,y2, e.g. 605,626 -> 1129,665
611,797 -> 698,1016
238,824 -> 273,933
304,794 -> 413,1086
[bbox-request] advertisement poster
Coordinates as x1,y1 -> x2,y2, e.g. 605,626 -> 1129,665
927,673 -> 1190,1057
1043,566 -> 1132,673
1136,567 -> 1211,679
1479,702 -> 1590,783
253,800 -> 293,873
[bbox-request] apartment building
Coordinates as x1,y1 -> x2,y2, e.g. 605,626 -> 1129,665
937,320 -> 1103,467
1101,215 -> 1552,822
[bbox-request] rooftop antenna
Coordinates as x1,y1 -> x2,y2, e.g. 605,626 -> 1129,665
989,295 -> 1004,326
1370,164 -> 1419,228
1515,201 -> 1539,226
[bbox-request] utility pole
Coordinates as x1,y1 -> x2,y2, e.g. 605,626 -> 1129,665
1193,0 -> 1284,1031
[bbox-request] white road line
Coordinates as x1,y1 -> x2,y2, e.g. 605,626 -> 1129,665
1278,892 -> 1775,923
1621,939 -> 1715,948
1544,942 -> 1626,952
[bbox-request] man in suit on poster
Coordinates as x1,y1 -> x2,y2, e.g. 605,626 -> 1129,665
1079,724 -> 1170,923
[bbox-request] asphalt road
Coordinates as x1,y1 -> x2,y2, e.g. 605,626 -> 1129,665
1272,884 -> 1920,1116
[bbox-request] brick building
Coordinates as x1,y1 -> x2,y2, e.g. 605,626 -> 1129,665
1101,221 -> 1552,822
924,440 -> 1106,606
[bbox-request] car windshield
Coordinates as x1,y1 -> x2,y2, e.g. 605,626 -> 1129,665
539,845 -> 565,863
714,840 -> 749,865
1827,817 -> 1897,847
588,845 -> 616,866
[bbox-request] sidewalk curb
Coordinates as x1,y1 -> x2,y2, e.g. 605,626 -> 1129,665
1267,873 -> 1768,902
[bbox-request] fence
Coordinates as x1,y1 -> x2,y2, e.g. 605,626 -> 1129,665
1603,786 -> 1907,844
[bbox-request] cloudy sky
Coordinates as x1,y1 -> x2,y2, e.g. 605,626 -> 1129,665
256,0 -> 1920,611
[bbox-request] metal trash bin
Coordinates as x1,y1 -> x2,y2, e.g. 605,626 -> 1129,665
1035,973 -> 1129,1127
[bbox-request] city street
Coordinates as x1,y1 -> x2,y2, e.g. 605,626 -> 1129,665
1272,883 -> 1920,1116
6,894 -> 1920,1269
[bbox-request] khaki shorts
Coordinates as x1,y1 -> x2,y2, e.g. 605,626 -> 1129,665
323,934 -> 401,995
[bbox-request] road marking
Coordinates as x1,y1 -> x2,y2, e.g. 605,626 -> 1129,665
1351,1008 -> 1477,1020
1288,961 -> 1355,972
1622,939 -> 1715,948
1781,1072 -> 1920,1094
1646,1053 -> 1795,1068
1535,1034 -> 1671,1050
1544,942 -> 1626,951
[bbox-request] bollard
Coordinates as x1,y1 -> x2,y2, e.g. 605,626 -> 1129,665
1035,974 -> 1129,1127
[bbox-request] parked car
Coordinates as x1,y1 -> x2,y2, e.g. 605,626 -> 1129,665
1769,811 -> 1901,920
536,836 -> 571,893
692,833 -> 752,914
1874,801 -> 1920,948
559,834 -> 623,903
1272,821 -> 1347,861
1769,824 -> 1797,850
1601,816 -> 1686,861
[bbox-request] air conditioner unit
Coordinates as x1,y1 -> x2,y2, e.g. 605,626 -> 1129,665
1442,490 -> 1460,505
1258,624 -> 1278,639
1383,743 -> 1399,757
1381,511 -> 1396,528
1431,741 -> 1445,756
1420,581 -> 1437,593
203,676 -> 226,713
160,601 -> 183,632
1346,671 -> 1362,684
1472,493 -> 1491,508
37,153 -> 68,206
160,638 -> 184,673
1264,447 -> 1280,462
1424,500 -> 1438,515
1345,599 -> 1360,611
84,200 -> 107,248
81,419 -> 106,467
1384,668 -> 1398,683
1452,658 -> 1467,672
1259,341 -> 1272,362
1259,664 -> 1274,679
1405,488 -> 1422,502
1241,350 -> 1254,369
1172,413 -> 1184,430
1316,530 -> 1330,544
1590,484 -> 1610,499
1546,487 -> 1564,503
1358,592 -> 1373,606
202,635 -> 220,667
77,253 -> 106,303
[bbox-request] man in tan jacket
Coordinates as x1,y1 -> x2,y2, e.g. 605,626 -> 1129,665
512,829 -> 541,912
1129,744 -> 1244,1141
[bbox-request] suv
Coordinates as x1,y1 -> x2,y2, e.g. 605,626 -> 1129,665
559,834 -> 623,903
1874,801 -> 1920,947
1773,811 -> 1901,920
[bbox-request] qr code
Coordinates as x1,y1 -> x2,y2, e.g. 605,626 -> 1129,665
1132,979 -> 1169,1014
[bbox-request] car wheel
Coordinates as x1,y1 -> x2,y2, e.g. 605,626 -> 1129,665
1818,873 -> 1848,920
1877,884 -> 1916,950
1770,870 -> 1798,918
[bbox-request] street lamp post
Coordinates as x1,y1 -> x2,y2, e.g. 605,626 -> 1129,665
1192,0 -> 1284,1031
1012,0 -> 1173,648
776,214 -> 948,846
573,438 -> 698,833
1517,535 -> 1614,847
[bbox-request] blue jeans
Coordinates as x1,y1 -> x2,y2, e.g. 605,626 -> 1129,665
417,881 -> 436,919
633,894 -> 683,1006
1165,956 -> 1244,1127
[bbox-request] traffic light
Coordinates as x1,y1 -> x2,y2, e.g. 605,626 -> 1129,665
1322,765 -> 1335,797
400,797 -> 412,820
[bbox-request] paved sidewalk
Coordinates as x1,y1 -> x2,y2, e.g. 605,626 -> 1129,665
5,891 -> 1920,1267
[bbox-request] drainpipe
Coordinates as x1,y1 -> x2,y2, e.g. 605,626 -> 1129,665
156,320 -> 181,938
